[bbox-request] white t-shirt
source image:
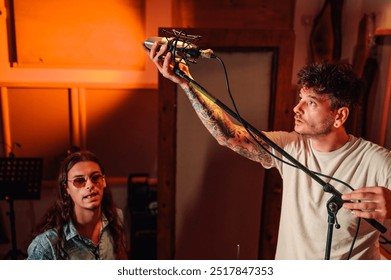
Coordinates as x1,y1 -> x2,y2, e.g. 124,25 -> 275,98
261,131 -> 391,259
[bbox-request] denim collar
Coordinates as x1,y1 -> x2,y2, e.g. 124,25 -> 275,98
63,213 -> 109,241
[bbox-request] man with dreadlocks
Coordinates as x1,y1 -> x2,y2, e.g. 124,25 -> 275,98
27,151 -> 127,260
147,42 -> 391,259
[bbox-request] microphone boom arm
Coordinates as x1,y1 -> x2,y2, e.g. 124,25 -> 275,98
174,67 -> 387,234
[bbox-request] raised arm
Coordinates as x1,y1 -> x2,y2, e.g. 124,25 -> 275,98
147,42 -> 271,164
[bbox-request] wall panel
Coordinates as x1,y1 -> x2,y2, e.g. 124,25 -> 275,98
7,87 -> 69,179
12,0 -> 145,69
85,88 -> 158,177
172,0 -> 295,30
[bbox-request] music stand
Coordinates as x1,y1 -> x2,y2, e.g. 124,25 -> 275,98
0,157 -> 43,259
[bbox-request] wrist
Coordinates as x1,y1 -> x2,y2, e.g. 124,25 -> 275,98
180,82 -> 191,91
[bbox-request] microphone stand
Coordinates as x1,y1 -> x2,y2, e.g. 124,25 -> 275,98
325,195 -> 342,259
174,67 -> 387,259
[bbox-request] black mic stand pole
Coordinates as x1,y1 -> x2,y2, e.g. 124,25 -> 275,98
3,196 -> 25,259
174,67 -> 387,259
325,195 -> 342,259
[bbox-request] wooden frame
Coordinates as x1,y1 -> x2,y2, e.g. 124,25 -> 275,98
1,0 -> 172,89
11,0 -> 145,69
157,28 -> 295,259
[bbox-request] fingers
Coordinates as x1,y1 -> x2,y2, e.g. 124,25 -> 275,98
161,52 -> 172,75
341,187 -> 389,219
341,187 -> 385,203
349,209 -> 384,219
343,201 -> 378,212
146,42 -> 189,85
148,42 -> 166,66
343,202 -> 386,219
147,43 -> 175,79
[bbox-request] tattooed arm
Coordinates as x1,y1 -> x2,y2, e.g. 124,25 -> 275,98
181,84 -> 272,163
147,41 -> 272,164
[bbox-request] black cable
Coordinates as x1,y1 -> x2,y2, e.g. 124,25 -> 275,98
380,234 -> 391,244
347,217 -> 361,259
163,29 -> 200,65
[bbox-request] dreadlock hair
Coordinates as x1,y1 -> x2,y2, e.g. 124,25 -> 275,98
297,61 -> 363,111
31,150 -> 127,259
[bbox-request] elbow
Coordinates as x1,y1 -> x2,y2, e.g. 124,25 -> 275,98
215,136 -> 231,148
216,138 -> 227,147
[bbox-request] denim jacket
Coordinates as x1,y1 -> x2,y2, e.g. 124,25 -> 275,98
26,214 -> 116,260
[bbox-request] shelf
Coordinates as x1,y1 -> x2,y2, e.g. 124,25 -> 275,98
375,28 -> 391,36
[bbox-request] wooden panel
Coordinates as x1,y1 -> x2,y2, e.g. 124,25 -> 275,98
157,75 -> 177,260
12,0 -> 145,69
85,88 -> 158,177
7,87 -> 70,179
175,51 -> 271,259
172,0 -> 295,30
375,28 -> 391,36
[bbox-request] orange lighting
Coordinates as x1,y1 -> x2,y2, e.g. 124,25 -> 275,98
13,0 -> 146,70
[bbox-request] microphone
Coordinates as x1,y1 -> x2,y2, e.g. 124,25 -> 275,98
144,37 -> 216,60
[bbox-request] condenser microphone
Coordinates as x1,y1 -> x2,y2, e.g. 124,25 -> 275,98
144,37 -> 216,60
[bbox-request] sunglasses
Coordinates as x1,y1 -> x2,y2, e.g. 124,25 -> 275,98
68,173 -> 105,188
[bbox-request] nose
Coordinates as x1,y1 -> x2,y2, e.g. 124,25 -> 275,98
85,177 -> 95,190
293,101 -> 303,114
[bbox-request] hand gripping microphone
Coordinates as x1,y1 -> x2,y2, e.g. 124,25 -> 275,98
144,37 -> 216,61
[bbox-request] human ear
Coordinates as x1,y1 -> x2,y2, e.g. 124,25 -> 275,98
63,183 -> 70,196
334,107 -> 349,128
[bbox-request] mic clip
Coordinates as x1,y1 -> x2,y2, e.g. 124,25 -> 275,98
160,29 -> 206,64
327,196 -> 342,229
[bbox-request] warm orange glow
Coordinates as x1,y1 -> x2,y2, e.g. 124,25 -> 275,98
6,88 -> 70,161
1,0 -> 172,89
0,87 -> 12,156
13,0 -> 146,70
85,88 -> 136,127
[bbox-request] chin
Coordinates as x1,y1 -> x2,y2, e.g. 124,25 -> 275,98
294,129 -> 311,137
83,199 -> 101,208
294,127 -> 304,134
85,203 -> 101,211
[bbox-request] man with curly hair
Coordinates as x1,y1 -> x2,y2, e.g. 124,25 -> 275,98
147,42 -> 391,259
27,151 -> 127,259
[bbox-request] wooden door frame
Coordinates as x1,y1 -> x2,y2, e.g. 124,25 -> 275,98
157,28 -> 295,259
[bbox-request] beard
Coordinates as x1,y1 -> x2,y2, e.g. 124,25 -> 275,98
294,114 -> 335,137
